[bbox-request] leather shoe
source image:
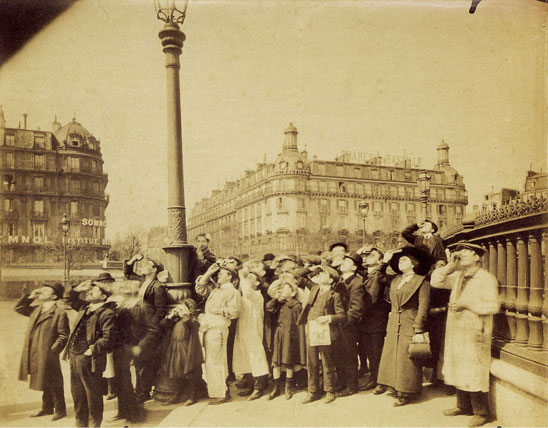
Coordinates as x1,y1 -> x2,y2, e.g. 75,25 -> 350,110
106,414 -> 125,422
360,381 -> 376,391
468,415 -> 491,427
373,385 -> 387,395
324,392 -> 336,404
336,388 -> 357,397
248,390 -> 262,401
443,407 -> 473,417
393,396 -> 409,407
51,413 -> 66,421
30,409 -> 53,417
302,392 -> 321,404
208,396 -> 230,405
237,388 -> 253,397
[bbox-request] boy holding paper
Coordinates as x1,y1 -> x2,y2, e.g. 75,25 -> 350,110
297,265 -> 346,404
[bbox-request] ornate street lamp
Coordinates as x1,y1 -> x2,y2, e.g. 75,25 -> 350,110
154,0 -> 193,284
154,0 -> 194,403
417,169 -> 431,221
358,200 -> 369,245
60,213 -> 70,286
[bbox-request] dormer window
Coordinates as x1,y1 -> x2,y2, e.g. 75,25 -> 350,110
34,135 -> 45,149
71,140 -> 79,147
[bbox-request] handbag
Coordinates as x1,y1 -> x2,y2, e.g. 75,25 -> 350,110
408,332 -> 431,360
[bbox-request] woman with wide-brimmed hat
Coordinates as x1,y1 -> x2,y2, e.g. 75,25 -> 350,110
376,246 -> 432,406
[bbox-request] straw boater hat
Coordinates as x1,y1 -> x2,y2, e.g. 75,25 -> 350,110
389,246 -> 432,276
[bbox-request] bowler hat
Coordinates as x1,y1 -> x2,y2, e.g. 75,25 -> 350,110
262,253 -> 275,262
43,282 -> 64,299
93,281 -> 113,297
454,241 -> 486,257
95,272 -> 115,282
329,242 -> 348,252
422,219 -> 438,233
389,246 -> 432,276
344,252 -> 363,268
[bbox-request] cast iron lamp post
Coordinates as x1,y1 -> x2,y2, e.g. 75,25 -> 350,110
417,169 -> 432,222
154,0 -> 193,283
358,200 -> 369,245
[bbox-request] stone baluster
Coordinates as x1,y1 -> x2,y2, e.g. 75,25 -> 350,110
515,234 -> 530,346
527,233 -> 543,349
505,237 -> 517,342
542,232 -> 548,353
488,240 -> 500,338
481,242 -> 489,270
496,238 -> 507,340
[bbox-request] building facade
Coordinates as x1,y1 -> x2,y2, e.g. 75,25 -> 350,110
0,109 -> 110,270
188,123 -> 468,258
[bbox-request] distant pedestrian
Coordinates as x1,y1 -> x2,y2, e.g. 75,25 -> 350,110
431,242 -> 499,427
15,282 -> 69,422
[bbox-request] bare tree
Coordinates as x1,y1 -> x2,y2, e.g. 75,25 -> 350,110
109,230 -> 144,260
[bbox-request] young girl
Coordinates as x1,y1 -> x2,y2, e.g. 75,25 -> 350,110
266,274 -> 306,400
159,298 -> 204,406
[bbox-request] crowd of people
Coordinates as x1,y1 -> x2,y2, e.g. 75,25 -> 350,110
15,220 -> 500,428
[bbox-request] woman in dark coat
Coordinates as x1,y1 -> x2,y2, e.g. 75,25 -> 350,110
266,277 -> 306,400
377,246 -> 431,406
158,298 -> 203,406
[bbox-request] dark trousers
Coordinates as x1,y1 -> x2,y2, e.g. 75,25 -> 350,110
357,328 -> 368,373
112,346 -> 142,420
456,389 -> 489,416
42,386 -> 66,415
134,345 -> 159,398
307,345 -> 337,393
363,331 -> 385,384
70,354 -> 104,428
337,324 -> 359,391
227,320 -> 237,376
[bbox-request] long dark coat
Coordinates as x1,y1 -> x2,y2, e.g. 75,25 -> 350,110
361,269 -> 391,334
267,298 -> 306,367
377,274 -> 430,394
16,295 -> 69,391
159,316 -> 203,379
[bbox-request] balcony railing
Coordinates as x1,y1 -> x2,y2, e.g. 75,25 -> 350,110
442,195 -> 548,364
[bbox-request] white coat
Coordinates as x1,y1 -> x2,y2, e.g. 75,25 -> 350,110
232,279 -> 270,377
431,265 -> 499,392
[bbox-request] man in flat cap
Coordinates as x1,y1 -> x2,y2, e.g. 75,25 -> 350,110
15,283 -> 69,421
431,241 -> 499,427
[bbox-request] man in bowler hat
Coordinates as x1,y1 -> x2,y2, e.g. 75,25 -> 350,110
16,282 -> 69,421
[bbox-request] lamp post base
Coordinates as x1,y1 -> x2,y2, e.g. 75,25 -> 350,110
162,244 -> 194,284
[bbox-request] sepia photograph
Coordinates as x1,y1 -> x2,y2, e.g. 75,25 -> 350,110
0,0 -> 546,427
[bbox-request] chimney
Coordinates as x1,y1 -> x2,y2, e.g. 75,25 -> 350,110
23,113 -> 27,129
0,106 -> 5,128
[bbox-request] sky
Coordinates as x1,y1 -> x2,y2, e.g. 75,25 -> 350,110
0,0 -> 546,239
